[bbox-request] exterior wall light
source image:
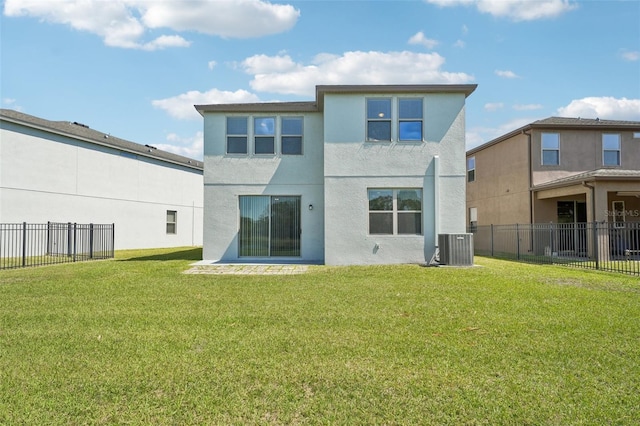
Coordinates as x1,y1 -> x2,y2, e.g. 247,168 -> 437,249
308,204 -> 313,210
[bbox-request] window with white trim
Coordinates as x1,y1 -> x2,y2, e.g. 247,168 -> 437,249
281,117 -> 303,155
469,207 -> 478,233
467,157 -> 476,182
254,117 -> 275,155
398,98 -> 423,141
603,134 -> 621,166
366,98 -> 392,141
166,210 -> 177,234
368,188 -> 422,235
541,133 -> 560,165
226,117 -> 248,154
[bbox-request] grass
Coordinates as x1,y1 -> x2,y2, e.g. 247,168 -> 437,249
1,248 -> 639,425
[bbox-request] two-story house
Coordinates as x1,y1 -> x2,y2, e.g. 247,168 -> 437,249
1,109 -> 204,250
466,117 -> 640,229
196,84 -> 477,265
466,117 -> 640,260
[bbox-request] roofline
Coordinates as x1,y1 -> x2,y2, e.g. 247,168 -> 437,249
195,84 -> 478,115
532,170 -> 640,191
195,101 -> 318,115
467,118 -> 640,156
0,111 -> 203,171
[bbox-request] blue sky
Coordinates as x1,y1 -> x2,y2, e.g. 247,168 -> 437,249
2,0 -> 639,159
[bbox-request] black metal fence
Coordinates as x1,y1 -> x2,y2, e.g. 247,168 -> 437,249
0,222 -> 114,270
471,222 -> 640,276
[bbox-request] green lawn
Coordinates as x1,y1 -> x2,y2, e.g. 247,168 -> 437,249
1,248 -> 639,425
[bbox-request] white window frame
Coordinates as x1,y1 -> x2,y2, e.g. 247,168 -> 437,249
366,98 -> 392,142
469,207 -> 478,233
541,133 -> 560,166
368,188 -> 423,235
602,134 -> 621,166
166,210 -> 177,234
254,116 -> 276,155
467,157 -> 476,182
281,116 -> 303,155
398,98 -> 424,142
226,116 -> 248,155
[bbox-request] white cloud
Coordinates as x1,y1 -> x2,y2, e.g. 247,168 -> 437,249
140,0 -> 299,38
156,131 -> 204,160
426,0 -> 577,21
454,40 -> 466,48
620,50 -> 640,62
466,117 -> 538,150
241,51 -> 475,96
408,32 -> 439,49
3,0 -> 300,50
513,103 -> 543,111
152,88 -> 260,120
495,69 -> 520,79
208,61 -> 217,70
557,97 -> 640,121
484,102 -> 504,111
2,97 -> 23,111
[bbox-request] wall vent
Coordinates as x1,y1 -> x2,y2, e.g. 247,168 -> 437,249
438,233 -> 474,266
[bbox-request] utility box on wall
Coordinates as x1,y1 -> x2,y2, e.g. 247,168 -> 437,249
438,233 -> 474,266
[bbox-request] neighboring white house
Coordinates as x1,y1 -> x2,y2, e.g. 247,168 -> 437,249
0,109 -> 204,250
196,84 -> 476,265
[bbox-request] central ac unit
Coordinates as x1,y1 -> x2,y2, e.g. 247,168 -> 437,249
438,233 -> 474,266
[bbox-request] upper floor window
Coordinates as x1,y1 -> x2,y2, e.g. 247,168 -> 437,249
398,98 -> 423,141
541,133 -> 560,165
226,117 -> 248,154
603,134 -> 621,166
366,98 -> 392,141
281,117 -> 303,155
368,188 -> 422,235
254,117 -> 275,155
467,157 -> 476,182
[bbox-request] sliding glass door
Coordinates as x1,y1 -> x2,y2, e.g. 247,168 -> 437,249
239,195 -> 301,257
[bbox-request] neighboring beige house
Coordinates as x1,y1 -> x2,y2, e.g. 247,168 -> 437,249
466,117 -> 640,230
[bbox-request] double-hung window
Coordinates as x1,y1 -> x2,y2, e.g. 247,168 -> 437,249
398,98 -> 423,141
541,133 -> 560,165
254,117 -> 275,155
281,117 -> 303,155
368,189 -> 422,235
467,157 -> 476,182
603,134 -> 621,166
226,117 -> 248,154
366,98 -> 392,141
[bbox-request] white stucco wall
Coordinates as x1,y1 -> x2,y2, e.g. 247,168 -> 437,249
0,121 -> 203,249
323,92 -> 467,265
202,112 -> 325,263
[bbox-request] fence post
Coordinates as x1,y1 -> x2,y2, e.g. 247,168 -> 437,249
89,223 -> 94,259
111,223 -> 115,258
516,224 -> 520,260
22,222 -> 27,267
73,223 -> 77,262
593,221 -> 599,270
490,224 -> 494,257
67,222 -> 72,257
550,222 -> 555,264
